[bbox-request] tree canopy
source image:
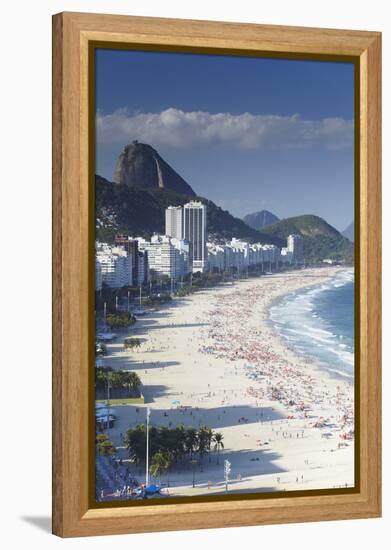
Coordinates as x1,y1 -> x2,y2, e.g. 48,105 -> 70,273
95,367 -> 141,394
124,424 -> 224,466
105,312 -> 136,329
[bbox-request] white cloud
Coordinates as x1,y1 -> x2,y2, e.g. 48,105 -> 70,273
96,107 -> 353,151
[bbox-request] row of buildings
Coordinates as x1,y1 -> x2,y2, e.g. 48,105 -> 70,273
165,202 -> 207,273
95,201 -> 304,290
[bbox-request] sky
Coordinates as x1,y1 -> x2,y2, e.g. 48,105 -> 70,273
95,49 -> 355,231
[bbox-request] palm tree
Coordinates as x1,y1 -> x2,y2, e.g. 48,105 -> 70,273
124,424 -> 146,463
150,450 -> 171,485
197,426 -> 210,471
109,371 -> 141,395
173,424 -> 187,464
126,371 -> 141,393
213,432 -> 224,464
204,427 -> 214,462
185,427 -> 198,461
124,337 -> 141,350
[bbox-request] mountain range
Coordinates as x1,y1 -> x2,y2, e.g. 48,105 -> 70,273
96,142 -> 353,263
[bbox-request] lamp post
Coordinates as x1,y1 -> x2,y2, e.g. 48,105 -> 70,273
191,459 -> 197,488
145,407 -> 151,487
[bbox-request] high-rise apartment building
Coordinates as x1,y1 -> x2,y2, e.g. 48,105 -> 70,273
165,206 -> 183,239
137,250 -> 149,285
171,237 -> 191,276
96,249 -> 133,288
207,243 -> 225,272
183,201 -> 207,273
115,234 -> 139,285
139,235 -> 191,279
287,234 -> 304,263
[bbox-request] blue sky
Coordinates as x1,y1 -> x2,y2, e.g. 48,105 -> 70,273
95,49 -> 355,231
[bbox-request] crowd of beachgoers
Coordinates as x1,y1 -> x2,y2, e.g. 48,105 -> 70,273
97,267 -> 355,499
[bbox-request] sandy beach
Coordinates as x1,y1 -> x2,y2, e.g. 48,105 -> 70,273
100,266 -> 355,496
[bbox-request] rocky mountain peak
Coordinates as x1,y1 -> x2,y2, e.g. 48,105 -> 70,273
112,141 -> 196,197
243,209 -> 280,230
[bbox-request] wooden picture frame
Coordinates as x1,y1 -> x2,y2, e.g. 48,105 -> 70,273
52,11 -> 381,537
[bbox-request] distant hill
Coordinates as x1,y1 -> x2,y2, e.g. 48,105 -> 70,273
261,214 -> 354,263
243,210 -> 279,230
342,221 -> 354,242
113,141 -> 196,197
96,175 -> 283,246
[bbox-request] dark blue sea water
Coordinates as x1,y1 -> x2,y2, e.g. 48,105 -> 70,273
270,270 -> 354,380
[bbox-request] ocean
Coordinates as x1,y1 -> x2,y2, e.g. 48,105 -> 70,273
269,269 -> 354,380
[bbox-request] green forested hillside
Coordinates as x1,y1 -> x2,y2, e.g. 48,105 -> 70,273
261,215 -> 354,263
95,175 -> 283,246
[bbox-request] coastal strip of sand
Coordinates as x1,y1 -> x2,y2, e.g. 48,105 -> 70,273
100,266 -> 355,496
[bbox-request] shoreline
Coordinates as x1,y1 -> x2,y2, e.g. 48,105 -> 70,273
266,268 -> 354,385
98,266 -> 355,497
